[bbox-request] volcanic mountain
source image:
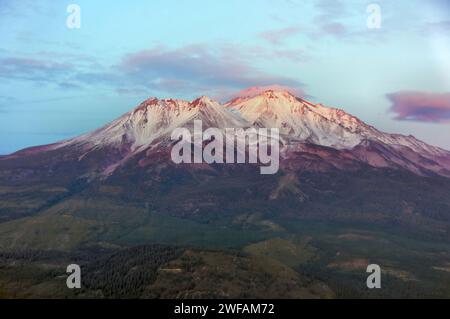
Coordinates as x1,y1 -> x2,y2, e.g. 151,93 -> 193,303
0,90 -> 450,228
5,89 -> 449,178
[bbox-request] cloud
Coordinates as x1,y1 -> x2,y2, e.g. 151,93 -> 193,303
0,0 -> 53,24
0,49 -> 100,89
58,82 -> 82,90
320,22 -> 348,36
217,43 -> 306,63
0,44 -> 305,99
0,57 -> 73,83
266,22 -> 354,42
76,44 -> 304,97
387,91 -> 450,123
120,45 -> 254,87
311,0 -> 379,41
314,0 -> 346,22
259,27 -> 302,45
271,49 -> 306,62
311,0 -> 351,39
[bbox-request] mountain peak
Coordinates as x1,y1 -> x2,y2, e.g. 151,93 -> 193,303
134,97 -> 190,113
191,96 -> 218,106
260,89 -> 295,97
256,89 -> 300,104
225,85 -> 303,103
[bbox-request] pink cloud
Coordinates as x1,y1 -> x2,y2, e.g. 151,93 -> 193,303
115,45 -> 303,96
320,22 -> 347,36
387,91 -> 450,123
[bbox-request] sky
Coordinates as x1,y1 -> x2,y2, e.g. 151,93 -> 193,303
0,0 -> 450,154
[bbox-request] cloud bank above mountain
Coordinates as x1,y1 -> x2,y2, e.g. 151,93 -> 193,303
387,91 -> 450,123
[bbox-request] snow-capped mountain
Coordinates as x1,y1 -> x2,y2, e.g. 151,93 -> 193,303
5,88 -> 450,178
225,90 -> 450,176
226,90 -> 447,155
67,96 -> 248,152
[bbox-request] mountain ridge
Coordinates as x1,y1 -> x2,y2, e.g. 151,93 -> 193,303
3,88 -> 449,178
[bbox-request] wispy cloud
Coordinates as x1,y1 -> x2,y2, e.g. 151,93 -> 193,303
72,44 -> 304,97
0,43 -> 306,99
387,91 -> 450,123
0,57 -> 72,83
259,27 -> 302,45
314,0 -> 347,23
0,49 -> 99,88
0,0 -> 53,21
310,0 -> 378,41
320,22 -> 348,36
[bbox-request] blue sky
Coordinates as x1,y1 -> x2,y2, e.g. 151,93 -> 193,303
0,0 -> 449,154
